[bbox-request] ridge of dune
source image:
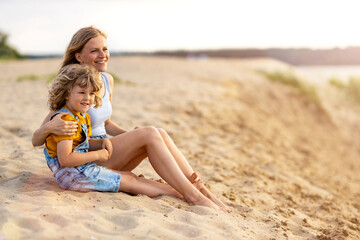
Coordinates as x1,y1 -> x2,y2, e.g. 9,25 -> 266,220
0,56 -> 359,239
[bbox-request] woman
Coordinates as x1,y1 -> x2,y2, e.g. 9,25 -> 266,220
32,26 -> 230,212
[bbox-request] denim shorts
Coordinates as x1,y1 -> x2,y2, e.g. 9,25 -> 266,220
44,148 -> 121,192
90,134 -> 107,139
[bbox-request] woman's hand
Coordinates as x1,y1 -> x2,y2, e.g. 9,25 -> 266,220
49,113 -> 78,136
101,138 -> 113,160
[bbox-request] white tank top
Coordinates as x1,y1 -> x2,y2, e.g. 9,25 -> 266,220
87,72 -> 112,137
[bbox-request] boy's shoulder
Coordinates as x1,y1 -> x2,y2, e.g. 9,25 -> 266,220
61,114 -> 77,122
51,108 -> 77,122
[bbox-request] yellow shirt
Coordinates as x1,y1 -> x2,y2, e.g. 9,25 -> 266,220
45,108 -> 92,157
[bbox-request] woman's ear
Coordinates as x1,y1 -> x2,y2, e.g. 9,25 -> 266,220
75,53 -> 82,63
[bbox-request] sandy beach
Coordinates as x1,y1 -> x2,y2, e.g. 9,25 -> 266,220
0,56 -> 359,240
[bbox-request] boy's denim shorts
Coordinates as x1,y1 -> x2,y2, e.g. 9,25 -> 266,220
90,134 -> 107,139
44,148 -> 121,192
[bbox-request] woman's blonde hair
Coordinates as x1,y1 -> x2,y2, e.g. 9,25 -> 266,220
60,26 -> 107,70
48,64 -> 102,111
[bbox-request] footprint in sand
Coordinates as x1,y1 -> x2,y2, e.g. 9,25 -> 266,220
111,215 -> 138,230
6,126 -> 31,138
41,213 -> 69,228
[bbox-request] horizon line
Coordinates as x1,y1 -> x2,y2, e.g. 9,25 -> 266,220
23,45 -> 360,57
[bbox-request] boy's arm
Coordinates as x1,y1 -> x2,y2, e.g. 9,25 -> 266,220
89,138 -> 113,159
57,140 -> 109,167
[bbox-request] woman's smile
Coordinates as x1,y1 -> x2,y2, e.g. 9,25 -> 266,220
76,36 -> 109,72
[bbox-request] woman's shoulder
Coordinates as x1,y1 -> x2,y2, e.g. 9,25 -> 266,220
102,72 -> 114,89
102,72 -> 114,82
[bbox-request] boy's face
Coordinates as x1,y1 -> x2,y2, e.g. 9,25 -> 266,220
65,84 -> 95,113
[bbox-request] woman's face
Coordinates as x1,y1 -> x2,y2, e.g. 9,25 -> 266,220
76,35 -> 109,72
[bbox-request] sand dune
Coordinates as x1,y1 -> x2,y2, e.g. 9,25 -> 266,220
0,57 -> 359,239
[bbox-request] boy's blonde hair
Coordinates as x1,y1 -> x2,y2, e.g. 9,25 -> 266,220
60,26 -> 107,71
48,64 -> 102,111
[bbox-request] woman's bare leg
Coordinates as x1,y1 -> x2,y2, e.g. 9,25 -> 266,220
99,127 -> 229,211
156,128 -> 194,178
98,127 -> 219,210
157,129 -> 232,212
100,128 -> 194,175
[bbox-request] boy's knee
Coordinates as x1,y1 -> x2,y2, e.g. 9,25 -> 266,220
122,172 -> 138,183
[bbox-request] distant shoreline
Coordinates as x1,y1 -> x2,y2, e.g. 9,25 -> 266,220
25,47 -> 360,66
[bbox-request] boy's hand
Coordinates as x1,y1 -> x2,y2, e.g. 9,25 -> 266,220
101,138 -> 113,160
97,149 -> 110,162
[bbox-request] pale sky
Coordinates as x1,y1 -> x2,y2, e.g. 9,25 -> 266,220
1,0 -> 359,54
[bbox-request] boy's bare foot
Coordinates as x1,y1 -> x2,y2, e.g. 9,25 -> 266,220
189,172 -> 233,213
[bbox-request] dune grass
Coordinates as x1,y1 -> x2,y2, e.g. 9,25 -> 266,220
17,73 -> 56,83
257,70 -> 320,105
108,71 -> 136,86
108,72 -> 123,84
328,77 -> 346,89
330,76 -> 360,104
347,77 -> 360,102
16,72 -> 136,87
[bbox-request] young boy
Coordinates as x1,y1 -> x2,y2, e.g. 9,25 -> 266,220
44,64 -> 120,192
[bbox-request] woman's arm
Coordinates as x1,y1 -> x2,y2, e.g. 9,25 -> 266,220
104,119 -> 127,136
32,112 -> 54,146
32,112 -> 78,147
103,72 -> 127,136
57,139 -> 109,167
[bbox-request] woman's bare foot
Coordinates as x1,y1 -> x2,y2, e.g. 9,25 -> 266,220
184,191 -> 221,211
189,172 -> 233,213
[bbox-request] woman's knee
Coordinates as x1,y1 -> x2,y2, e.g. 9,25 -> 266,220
157,128 -> 168,136
157,128 -> 174,144
140,126 -> 162,141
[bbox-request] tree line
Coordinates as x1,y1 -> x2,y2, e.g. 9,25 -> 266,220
0,31 -> 23,59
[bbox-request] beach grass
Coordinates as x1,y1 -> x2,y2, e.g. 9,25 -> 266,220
109,71 -> 136,86
346,76 -> 360,103
16,72 -> 136,87
257,70 -> 320,105
16,73 -> 56,83
328,76 -> 360,104
108,71 -> 123,83
328,77 -> 346,89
